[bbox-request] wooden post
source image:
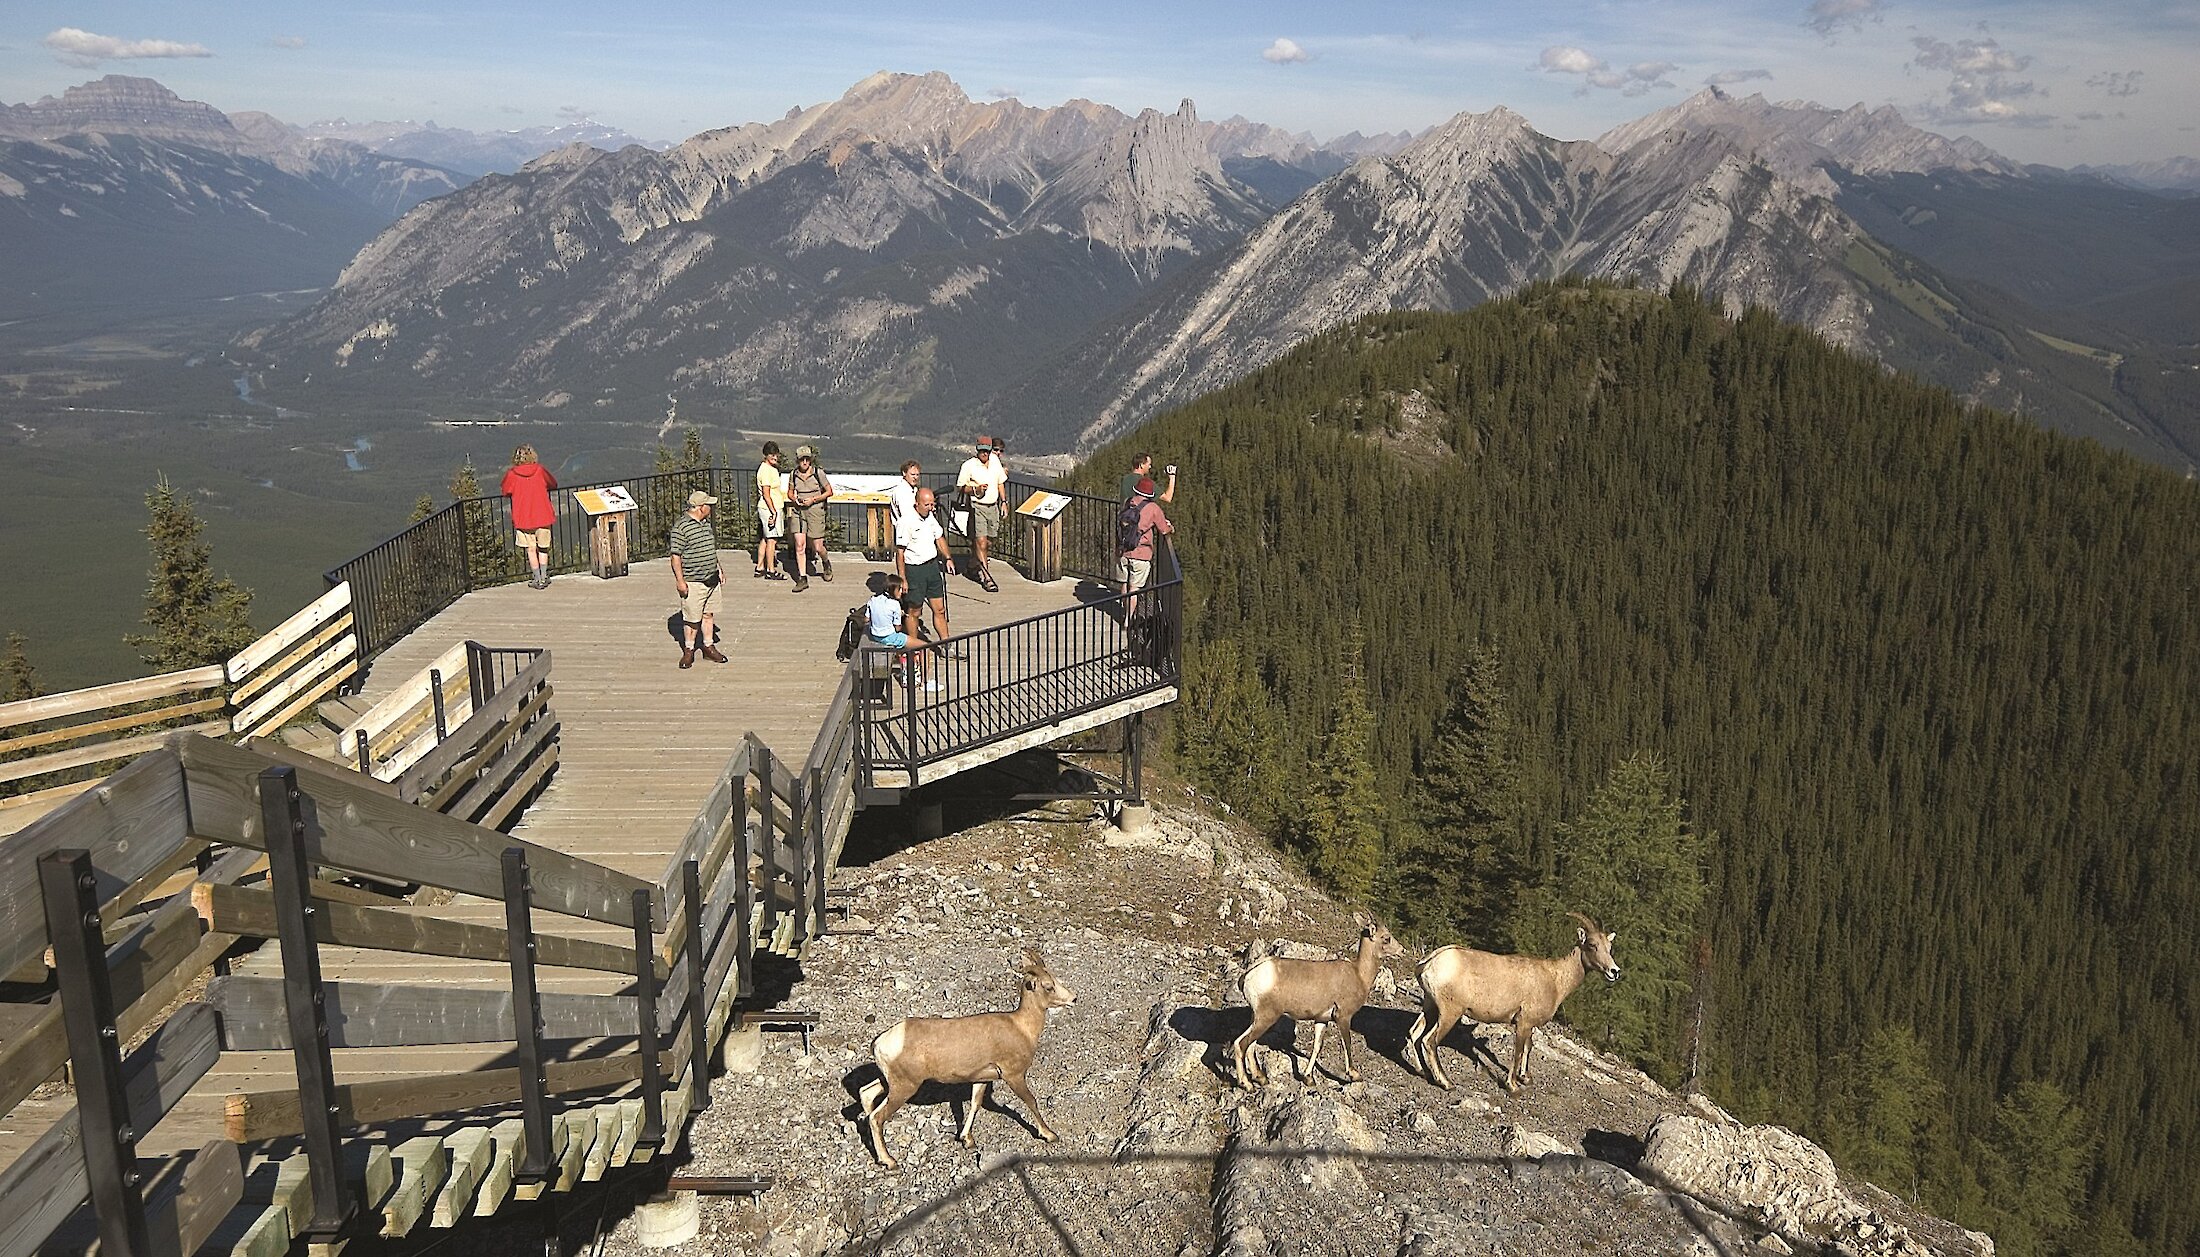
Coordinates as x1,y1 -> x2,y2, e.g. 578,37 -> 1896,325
589,510 -> 632,579
790,771 -> 809,943
864,504 -> 891,562
501,849 -> 553,1187
1026,514 -> 1063,583
807,766 -> 826,940
631,887 -> 664,1151
38,849 -> 152,1257
258,768 -> 355,1242
732,767 -> 754,1000
755,748 -> 778,933
682,860 -> 709,1113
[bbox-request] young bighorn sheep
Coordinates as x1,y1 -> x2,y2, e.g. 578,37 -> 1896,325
1232,913 -> 1404,1087
859,947 -> 1075,1169
1406,911 -> 1620,1093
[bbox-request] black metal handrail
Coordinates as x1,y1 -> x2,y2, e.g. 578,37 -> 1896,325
852,531 -> 1182,792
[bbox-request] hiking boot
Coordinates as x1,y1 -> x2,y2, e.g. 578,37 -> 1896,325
700,645 -> 728,664
679,648 -> 696,669
819,558 -> 833,581
793,575 -> 810,593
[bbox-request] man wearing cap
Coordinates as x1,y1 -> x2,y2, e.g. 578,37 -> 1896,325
670,490 -> 727,669
1117,476 -> 1174,620
754,441 -> 787,580
786,444 -> 834,593
957,436 -> 1008,593
889,460 -> 922,581
902,487 -> 958,651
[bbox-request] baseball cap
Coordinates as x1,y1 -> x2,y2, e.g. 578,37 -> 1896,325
976,435 -> 994,450
1135,477 -> 1157,498
795,444 -> 816,458
688,490 -> 718,506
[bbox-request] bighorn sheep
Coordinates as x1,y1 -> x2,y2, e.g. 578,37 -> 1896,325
1406,911 -> 1620,1093
859,947 -> 1075,1169
1232,913 -> 1403,1087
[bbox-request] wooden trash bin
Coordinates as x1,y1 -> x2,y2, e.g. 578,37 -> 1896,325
574,486 -> 638,579
1015,490 -> 1071,584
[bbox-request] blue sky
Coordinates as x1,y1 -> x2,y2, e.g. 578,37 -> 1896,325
4,1 -> 2193,164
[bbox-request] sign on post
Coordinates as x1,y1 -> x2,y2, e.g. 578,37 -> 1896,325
574,486 -> 637,579
1016,491 -> 1070,582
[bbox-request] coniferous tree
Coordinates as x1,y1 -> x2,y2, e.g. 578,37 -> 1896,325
408,492 -> 437,524
1,633 -> 38,703
450,458 -> 511,585
1982,1080 -> 2093,1257
1295,623 -> 1384,903
127,477 -> 256,670
1823,1025 -> 1944,1201
1511,752 -> 1706,1075
1179,638 -> 1290,826
1398,644 -> 1523,942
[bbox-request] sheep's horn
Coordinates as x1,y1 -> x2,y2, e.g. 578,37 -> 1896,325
1565,911 -> 1601,934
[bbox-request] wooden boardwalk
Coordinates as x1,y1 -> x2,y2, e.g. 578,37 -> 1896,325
181,552 -> 1078,1142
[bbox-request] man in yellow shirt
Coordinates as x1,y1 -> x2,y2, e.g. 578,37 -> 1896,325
754,442 -> 787,581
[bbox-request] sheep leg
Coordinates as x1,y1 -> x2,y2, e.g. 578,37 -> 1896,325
1425,1003 -> 1463,1090
1518,1022 -> 1537,1085
1504,1023 -> 1529,1092
1303,1020 -> 1328,1081
1234,1010 -> 1281,1087
1004,1072 -> 1057,1142
959,1081 -> 989,1147
865,1075 -> 914,1168
1405,1008 -> 1429,1075
1340,1021 -> 1360,1083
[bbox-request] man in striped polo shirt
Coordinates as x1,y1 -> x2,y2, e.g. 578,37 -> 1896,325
670,490 -> 727,669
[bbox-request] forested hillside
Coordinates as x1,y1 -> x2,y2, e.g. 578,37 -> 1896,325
1077,281 -> 2200,1256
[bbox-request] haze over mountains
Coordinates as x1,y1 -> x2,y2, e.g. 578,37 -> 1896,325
5,71 -> 2197,470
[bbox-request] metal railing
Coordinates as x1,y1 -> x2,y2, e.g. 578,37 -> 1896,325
327,466 -> 1131,664
852,532 -> 1181,794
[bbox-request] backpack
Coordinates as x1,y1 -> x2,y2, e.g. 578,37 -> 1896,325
1116,497 -> 1146,554
834,606 -> 867,662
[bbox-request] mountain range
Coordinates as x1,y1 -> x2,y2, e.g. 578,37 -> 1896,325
228,75 -> 2198,468
0,76 -> 465,322
293,116 -> 666,177
5,72 -> 2196,469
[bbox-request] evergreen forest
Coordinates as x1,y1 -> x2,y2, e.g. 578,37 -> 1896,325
1078,281 -> 2199,1256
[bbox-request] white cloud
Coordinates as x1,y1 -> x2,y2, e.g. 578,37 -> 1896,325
1536,47 -> 1678,97
986,87 -> 1021,100
1705,68 -> 1774,87
42,27 -> 212,68
1804,0 -> 1883,38
1261,38 -> 1310,65
2086,70 -> 2142,98
1911,34 -> 2051,126
271,35 -> 307,50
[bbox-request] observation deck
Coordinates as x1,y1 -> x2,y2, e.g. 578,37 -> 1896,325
0,467 -> 1180,1256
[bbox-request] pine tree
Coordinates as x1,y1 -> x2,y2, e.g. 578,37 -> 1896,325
1,632 -> 38,703
1823,1025 -> 1943,1201
408,492 -> 437,524
1982,1080 -> 2093,1257
1296,624 -> 1384,903
127,477 -> 257,670
1399,644 -> 1523,942
1179,638 -> 1290,825
1511,752 -> 1707,1075
450,458 -> 512,585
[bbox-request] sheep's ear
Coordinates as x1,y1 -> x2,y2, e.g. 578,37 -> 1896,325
1607,929 -> 1618,942
1576,926 -> 1588,945
1351,909 -> 1371,928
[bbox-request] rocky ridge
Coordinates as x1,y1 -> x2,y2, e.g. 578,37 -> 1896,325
616,788 -> 1990,1257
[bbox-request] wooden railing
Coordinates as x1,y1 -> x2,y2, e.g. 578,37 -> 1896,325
1,585 -> 364,834
0,725 -> 806,1256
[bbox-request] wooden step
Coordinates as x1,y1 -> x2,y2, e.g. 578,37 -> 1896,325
276,724 -> 337,760
316,694 -> 370,732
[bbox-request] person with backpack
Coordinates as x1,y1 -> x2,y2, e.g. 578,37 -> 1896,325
1116,476 -> 1174,620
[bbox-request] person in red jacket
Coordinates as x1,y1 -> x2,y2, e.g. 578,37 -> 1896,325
501,445 -> 559,589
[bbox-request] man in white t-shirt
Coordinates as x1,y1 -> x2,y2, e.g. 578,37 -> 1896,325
888,460 -> 922,581
956,436 -> 1009,592
899,487 -> 957,652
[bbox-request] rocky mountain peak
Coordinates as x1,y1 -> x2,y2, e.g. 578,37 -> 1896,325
0,74 -> 240,146
1596,88 -> 2021,186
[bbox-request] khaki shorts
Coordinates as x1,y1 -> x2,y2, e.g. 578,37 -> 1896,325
1118,555 -> 1152,592
681,577 -> 721,622
757,502 -> 785,539
515,527 -> 550,547
790,503 -> 829,538
971,501 -> 1003,540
